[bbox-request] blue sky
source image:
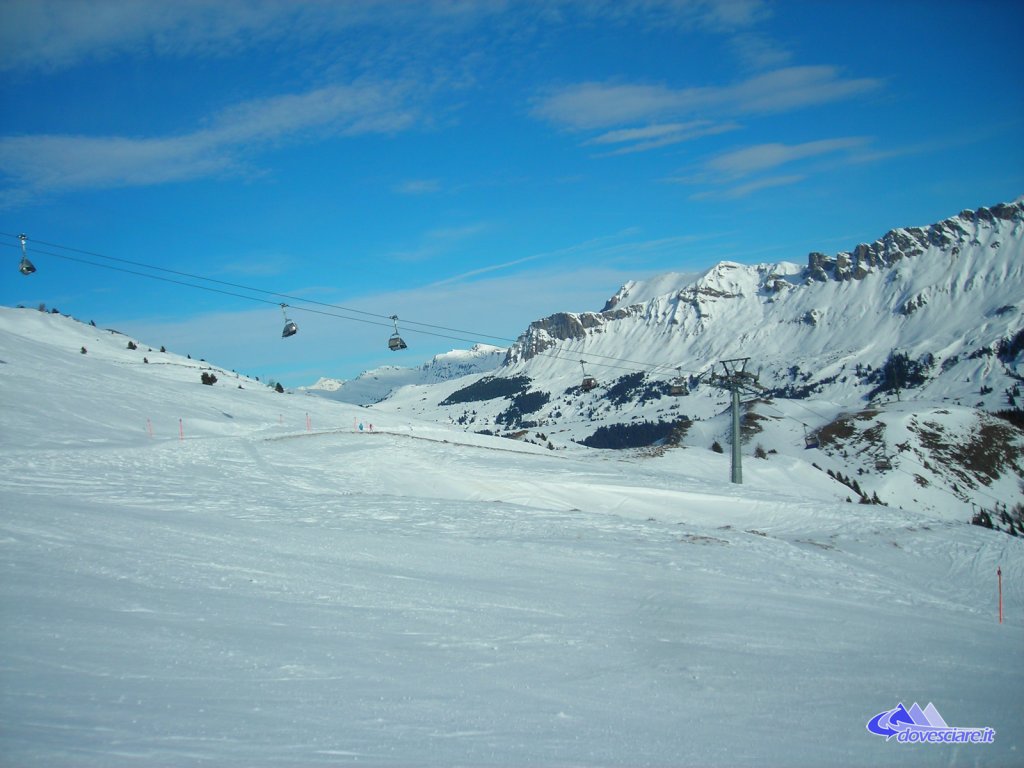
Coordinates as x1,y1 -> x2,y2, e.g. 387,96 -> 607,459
2,0 -> 1022,385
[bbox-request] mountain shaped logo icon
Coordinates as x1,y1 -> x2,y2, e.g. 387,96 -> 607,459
867,702 -> 947,738
867,702 -> 994,745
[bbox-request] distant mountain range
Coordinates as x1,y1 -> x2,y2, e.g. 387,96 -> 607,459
306,198 -> 1024,528
301,344 -> 505,404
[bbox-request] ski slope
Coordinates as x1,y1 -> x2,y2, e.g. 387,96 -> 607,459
1,307 -> 1022,766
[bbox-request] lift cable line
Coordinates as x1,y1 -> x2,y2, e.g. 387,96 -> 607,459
12,236 -> 690,372
7,238 -> 704,374
1,232 -> 708,377
0,232 -> 512,342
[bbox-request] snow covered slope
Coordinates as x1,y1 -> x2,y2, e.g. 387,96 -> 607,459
365,200 -> 1024,524
1,306 -> 1022,766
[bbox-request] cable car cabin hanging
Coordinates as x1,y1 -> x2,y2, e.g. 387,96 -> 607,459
669,367 -> 688,396
18,233 -> 35,275
388,315 -> 407,351
579,360 -> 597,392
280,304 -> 298,338
803,425 -> 819,450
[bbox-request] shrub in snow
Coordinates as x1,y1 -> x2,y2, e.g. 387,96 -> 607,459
275,383 -> 284,393
80,346 -> 87,354
711,441 -> 724,453
971,510 -> 993,529
127,341 -> 137,350
201,372 -> 217,386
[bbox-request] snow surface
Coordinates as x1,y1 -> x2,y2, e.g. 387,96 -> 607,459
1,307 -> 1022,767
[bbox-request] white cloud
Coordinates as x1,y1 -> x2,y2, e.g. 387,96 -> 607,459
533,66 -> 882,131
586,120 -> 740,155
0,0 -> 403,72
533,82 -> 689,131
395,178 -> 443,195
705,137 -> 870,177
672,136 -> 872,198
691,173 -> 805,200
386,222 -> 491,263
0,82 -> 420,199
428,229 -> 712,288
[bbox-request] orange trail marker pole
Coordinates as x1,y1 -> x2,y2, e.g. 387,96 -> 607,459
998,566 -> 1003,624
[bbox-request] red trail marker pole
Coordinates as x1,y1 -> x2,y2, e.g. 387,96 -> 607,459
998,566 -> 1003,624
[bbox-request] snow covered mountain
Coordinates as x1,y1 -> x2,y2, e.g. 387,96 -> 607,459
361,199 -> 1024,525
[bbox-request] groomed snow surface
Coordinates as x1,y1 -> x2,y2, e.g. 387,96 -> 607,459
1,308 -> 1021,767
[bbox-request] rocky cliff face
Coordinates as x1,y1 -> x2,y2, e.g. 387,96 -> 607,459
505,200 -> 1024,366
504,309 -> 629,365
803,201 -> 1022,283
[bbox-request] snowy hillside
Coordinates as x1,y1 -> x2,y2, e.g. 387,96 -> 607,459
365,200 -> 1024,524
301,344 -> 505,405
1,305 -> 1022,766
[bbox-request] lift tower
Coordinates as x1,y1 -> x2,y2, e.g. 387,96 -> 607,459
709,358 -> 767,484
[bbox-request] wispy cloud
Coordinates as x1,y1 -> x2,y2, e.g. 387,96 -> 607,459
728,30 -> 792,70
395,178 -> 443,195
671,136 -> 872,198
428,229 -> 714,288
0,1 -> 420,73
0,1 -> 770,74
533,66 -> 882,131
0,82 -> 420,201
387,222 -> 490,263
586,120 -> 740,155
704,137 -> 870,176
691,174 -> 805,200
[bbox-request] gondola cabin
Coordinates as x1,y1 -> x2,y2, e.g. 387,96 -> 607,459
17,233 -> 34,275
581,375 -> 597,392
388,315 -> 407,350
279,304 -> 298,338
669,380 -> 688,396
